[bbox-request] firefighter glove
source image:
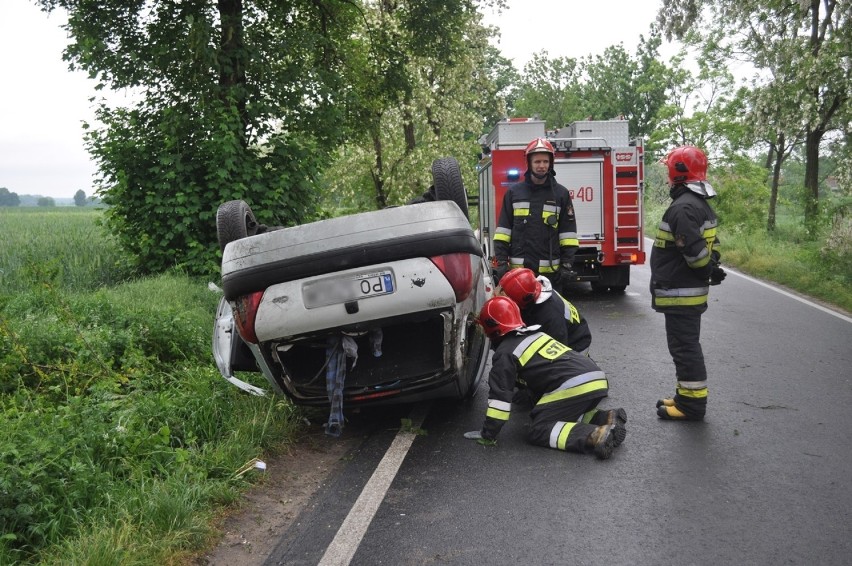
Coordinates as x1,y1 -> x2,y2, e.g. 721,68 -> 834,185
492,262 -> 509,283
709,265 -> 727,285
464,430 -> 497,446
561,263 -> 577,281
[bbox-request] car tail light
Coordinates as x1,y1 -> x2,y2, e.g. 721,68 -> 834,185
430,253 -> 473,302
233,291 -> 263,344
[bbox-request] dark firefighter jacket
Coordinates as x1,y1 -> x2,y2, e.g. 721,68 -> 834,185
480,329 -> 607,441
650,185 -> 720,314
524,286 -> 592,352
493,174 -> 578,274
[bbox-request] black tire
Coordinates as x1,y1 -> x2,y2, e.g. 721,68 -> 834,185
590,281 -> 627,293
431,157 -> 469,219
216,200 -> 259,252
590,281 -> 607,293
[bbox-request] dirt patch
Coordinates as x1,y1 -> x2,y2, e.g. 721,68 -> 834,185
196,428 -> 362,566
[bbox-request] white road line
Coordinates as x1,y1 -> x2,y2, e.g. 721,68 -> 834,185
317,403 -> 430,566
642,237 -> 851,323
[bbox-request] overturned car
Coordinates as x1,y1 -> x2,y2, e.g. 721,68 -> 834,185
212,158 -> 492,425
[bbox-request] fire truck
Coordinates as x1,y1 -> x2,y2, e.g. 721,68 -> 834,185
477,117 -> 645,292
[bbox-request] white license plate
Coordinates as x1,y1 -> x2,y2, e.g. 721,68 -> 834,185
302,270 -> 395,309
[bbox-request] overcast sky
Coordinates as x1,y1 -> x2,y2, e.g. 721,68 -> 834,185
0,0 -> 669,200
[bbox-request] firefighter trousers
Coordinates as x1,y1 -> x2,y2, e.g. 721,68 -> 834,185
664,312 -> 706,382
664,311 -> 708,418
527,394 -> 605,454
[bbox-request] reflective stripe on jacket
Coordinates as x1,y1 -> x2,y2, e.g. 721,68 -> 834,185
650,186 -> 720,313
522,279 -> 592,352
493,176 -> 578,273
481,330 -> 606,440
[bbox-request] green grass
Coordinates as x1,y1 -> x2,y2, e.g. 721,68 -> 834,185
0,207 -> 132,292
0,208 -> 305,565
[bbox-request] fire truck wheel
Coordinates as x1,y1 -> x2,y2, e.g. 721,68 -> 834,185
216,200 -> 260,252
432,157 -> 470,219
591,281 -> 627,293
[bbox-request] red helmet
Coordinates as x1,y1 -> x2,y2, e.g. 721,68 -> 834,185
665,146 -> 708,185
524,138 -> 555,160
500,268 -> 541,307
478,296 -> 525,339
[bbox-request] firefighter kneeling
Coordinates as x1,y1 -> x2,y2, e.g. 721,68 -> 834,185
464,296 -> 626,459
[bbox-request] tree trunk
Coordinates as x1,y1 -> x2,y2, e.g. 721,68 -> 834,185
218,0 -> 248,141
403,121 -> 416,153
803,127 -> 822,228
767,136 -> 784,232
371,129 -> 387,209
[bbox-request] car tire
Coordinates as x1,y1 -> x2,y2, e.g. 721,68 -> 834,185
216,200 -> 260,252
431,157 -> 469,219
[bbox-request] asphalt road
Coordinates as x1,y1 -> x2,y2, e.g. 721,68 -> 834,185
266,260 -> 852,566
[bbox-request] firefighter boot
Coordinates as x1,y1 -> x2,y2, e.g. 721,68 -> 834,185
586,424 -> 617,460
588,408 -> 627,446
656,390 -> 706,421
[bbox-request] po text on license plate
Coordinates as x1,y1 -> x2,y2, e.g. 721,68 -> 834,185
302,270 -> 395,309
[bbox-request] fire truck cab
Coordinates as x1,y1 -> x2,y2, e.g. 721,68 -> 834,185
477,117 -> 645,292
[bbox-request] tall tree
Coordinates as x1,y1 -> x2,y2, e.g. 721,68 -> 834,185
322,0 -> 505,212
745,78 -> 807,231
73,189 -> 87,207
648,43 -> 739,158
512,52 -> 584,129
658,0 -> 851,230
37,0 -> 361,274
0,188 -> 20,207
578,31 -> 669,141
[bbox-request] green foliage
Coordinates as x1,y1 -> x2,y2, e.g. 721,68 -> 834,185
0,209 -> 308,561
91,100 -> 323,276
36,197 -> 55,208
712,154 -> 770,228
0,208 -> 132,293
0,187 -> 21,207
0,272 -> 221,399
1,283 -> 303,562
0,369 -> 302,563
657,0 -> 850,226
38,0 -> 365,275
722,222 -> 851,313
644,162 -> 672,209
578,35 -> 669,139
320,1 -> 498,211
73,190 -> 87,207
509,33 -> 669,140
513,52 -> 584,128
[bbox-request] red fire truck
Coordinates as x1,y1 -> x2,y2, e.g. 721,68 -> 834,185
477,117 -> 645,292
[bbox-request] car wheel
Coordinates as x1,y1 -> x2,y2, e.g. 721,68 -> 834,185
216,200 -> 260,252
431,157 -> 469,219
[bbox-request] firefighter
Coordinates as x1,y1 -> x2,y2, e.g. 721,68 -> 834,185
463,296 -> 626,459
492,138 -> 579,292
499,267 -> 592,355
651,145 -> 726,421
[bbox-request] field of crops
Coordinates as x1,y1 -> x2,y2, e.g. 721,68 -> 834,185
0,207 -> 131,292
